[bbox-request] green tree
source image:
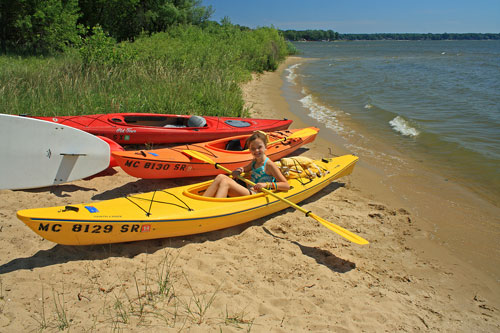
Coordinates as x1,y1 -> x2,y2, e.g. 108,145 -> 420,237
2,0 -> 81,54
77,0 -> 213,41
0,0 -> 17,52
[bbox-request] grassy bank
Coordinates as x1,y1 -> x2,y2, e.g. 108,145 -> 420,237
0,25 -> 293,117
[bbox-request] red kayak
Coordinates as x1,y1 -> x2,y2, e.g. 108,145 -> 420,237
27,113 -> 292,145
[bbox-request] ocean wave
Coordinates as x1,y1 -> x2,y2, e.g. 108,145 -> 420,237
299,94 -> 343,132
285,63 -> 302,85
389,116 -> 420,137
364,104 -> 373,109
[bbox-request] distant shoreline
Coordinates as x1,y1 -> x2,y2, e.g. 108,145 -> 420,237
281,30 -> 500,41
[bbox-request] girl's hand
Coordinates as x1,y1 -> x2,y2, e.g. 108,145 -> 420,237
232,167 -> 244,178
253,182 -> 266,192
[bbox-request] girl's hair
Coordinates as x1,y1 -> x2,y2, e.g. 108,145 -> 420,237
246,131 -> 268,147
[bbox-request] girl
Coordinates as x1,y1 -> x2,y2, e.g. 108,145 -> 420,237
203,131 -> 290,198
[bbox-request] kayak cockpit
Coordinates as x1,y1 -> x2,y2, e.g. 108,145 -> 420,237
205,131 -> 290,153
205,137 -> 248,152
109,115 -> 207,128
183,182 -> 266,202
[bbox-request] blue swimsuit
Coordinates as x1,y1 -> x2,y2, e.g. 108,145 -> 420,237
251,157 -> 275,184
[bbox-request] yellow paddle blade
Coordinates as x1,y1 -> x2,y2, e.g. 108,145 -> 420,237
310,212 -> 369,245
182,149 -> 214,164
182,150 -> 233,174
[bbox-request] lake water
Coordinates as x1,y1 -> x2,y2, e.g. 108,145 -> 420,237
285,40 -> 500,203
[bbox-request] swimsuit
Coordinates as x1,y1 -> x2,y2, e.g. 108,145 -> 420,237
247,158 -> 275,193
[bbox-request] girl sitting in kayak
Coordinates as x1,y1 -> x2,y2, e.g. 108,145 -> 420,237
203,131 -> 290,198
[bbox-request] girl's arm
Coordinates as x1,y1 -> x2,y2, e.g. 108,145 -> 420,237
268,161 -> 290,191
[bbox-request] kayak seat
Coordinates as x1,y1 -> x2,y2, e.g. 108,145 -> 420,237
164,117 -> 187,127
187,115 -> 207,127
225,139 -> 244,151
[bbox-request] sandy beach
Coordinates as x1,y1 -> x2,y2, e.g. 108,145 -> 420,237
0,57 -> 498,331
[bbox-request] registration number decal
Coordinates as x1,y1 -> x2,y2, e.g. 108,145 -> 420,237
37,223 -> 153,233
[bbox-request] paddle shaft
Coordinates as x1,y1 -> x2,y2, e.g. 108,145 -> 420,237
215,162 -> 369,245
182,149 -> 369,245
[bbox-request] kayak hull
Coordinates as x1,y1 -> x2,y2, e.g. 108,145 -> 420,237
16,155 -> 358,245
27,113 -> 293,144
112,127 -> 318,179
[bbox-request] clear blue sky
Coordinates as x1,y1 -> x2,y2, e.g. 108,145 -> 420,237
201,0 -> 500,33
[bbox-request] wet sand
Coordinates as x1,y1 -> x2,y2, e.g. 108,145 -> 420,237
0,57 -> 498,331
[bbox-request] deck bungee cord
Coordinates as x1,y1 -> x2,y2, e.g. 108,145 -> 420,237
125,190 -> 193,217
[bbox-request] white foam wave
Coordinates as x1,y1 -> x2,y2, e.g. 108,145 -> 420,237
285,63 -> 301,85
299,95 -> 343,132
364,104 -> 373,109
389,116 -> 419,137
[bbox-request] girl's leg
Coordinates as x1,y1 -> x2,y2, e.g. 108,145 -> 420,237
203,174 -> 249,198
223,178 -> 251,198
203,174 -> 226,197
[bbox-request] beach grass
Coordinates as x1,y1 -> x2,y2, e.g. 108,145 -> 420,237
0,25 -> 290,118
30,251 -> 256,331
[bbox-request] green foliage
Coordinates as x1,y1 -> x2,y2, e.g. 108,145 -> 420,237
1,0 -> 82,54
0,23 -> 292,119
79,26 -> 137,67
2,0 -> 212,54
78,0 -> 214,41
282,29 -> 338,41
285,41 -> 299,55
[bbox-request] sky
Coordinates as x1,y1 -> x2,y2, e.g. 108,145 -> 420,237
201,0 -> 500,33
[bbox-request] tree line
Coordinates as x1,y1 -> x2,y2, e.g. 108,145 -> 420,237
0,0 -> 213,54
281,30 -> 500,41
280,29 -> 339,41
338,33 -> 500,40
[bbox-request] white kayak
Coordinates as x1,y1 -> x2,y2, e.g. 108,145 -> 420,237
0,114 -> 110,190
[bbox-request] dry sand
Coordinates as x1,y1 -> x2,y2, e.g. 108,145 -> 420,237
0,57 -> 498,331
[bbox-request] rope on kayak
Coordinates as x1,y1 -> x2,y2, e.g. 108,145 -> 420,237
290,158 -> 312,186
147,191 -> 156,216
126,190 -> 194,216
125,196 -> 152,216
159,190 -> 193,211
288,158 -> 330,186
171,144 -> 217,158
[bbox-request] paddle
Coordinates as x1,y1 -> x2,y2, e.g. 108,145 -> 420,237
261,127 -> 319,148
183,149 -> 369,245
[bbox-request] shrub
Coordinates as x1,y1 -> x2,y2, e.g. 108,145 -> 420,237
79,26 -> 137,67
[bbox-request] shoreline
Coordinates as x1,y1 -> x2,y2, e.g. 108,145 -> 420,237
0,57 -> 497,330
251,56 -> 500,280
243,56 -> 500,327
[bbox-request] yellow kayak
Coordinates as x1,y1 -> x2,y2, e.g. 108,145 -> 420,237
16,155 -> 358,245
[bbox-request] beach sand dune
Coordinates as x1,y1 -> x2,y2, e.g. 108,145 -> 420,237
0,58 -> 498,331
